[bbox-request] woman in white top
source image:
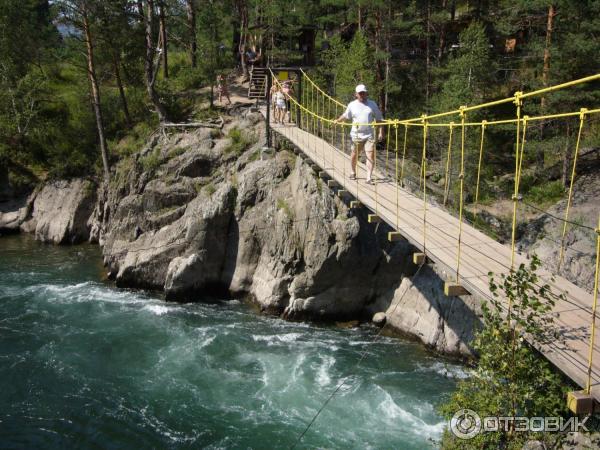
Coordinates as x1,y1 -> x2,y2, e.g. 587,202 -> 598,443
274,89 -> 287,124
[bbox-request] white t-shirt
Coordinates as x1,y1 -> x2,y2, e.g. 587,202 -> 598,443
341,99 -> 383,140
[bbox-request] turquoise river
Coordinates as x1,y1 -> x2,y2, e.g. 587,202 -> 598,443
0,234 -> 463,449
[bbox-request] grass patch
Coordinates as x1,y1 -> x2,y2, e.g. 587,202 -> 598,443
277,198 -> 293,218
316,178 -> 323,194
224,127 -> 258,157
167,146 -> 189,159
140,148 -> 163,174
112,122 -> 155,157
204,183 -> 216,196
524,180 -> 565,206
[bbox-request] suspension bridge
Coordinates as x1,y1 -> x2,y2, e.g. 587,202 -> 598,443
249,68 -> 600,413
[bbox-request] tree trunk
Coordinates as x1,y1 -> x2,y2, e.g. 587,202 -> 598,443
136,0 -> 144,20
374,9 -> 385,112
539,4 -> 555,166
438,0 -> 448,62
383,4 -> 391,115
158,1 -> 168,79
541,4 -> 555,110
144,0 -> 168,122
425,0 -> 431,111
237,0 -> 248,79
186,0 -> 197,68
82,6 -> 110,182
358,5 -> 362,31
113,53 -> 132,127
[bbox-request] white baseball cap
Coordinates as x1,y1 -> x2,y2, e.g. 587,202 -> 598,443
355,84 -> 367,93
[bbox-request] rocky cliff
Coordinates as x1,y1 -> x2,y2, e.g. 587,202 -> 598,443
0,107 -> 487,357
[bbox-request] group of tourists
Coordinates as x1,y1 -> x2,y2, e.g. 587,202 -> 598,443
222,67 -> 383,186
270,80 -> 294,124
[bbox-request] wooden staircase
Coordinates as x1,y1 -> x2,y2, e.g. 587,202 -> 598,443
248,67 -> 268,99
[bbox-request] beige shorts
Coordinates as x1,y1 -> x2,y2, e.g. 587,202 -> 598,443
351,139 -> 375,155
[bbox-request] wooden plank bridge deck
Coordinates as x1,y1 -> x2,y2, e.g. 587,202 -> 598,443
267,118 -> 600,400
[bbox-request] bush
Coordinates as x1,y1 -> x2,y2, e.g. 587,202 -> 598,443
140,148 -> 163,174
224,127 -> 257,156
525,180 -> 565,206
439,256 -> 571,449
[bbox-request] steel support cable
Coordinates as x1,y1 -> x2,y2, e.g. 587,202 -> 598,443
559,108 -> 588,272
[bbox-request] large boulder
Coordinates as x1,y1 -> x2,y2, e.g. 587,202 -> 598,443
20,179 -> 96,244
385,265 -> 482,357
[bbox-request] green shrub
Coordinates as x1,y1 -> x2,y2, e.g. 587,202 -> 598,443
276,198 -> 293,218
525,180 -> 565,206
224,127 -> 257,156
439,256 -> 570,449
140,148 -> 163,173
204,183 -> 216,196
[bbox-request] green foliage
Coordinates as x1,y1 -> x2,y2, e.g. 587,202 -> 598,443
319,31 -> 378,102
434,22 -> 495,111
439,256 -> 570,449
524,180 -> 565,206
224,127 -> 257,157
139,148 -> 163,174
112,122 -> 155,157
204,183 -> 216,196
276,198 -> 293,218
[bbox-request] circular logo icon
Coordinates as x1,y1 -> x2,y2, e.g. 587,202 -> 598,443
450,409 -> 481,439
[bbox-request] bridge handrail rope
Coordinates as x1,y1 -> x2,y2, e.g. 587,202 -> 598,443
269,68 -> 599,284
300,69 -> 346,109
294,70 -> 600,129
587,216 -> 600,394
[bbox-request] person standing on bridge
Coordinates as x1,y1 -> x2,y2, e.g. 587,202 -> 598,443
335,84 -> 384,184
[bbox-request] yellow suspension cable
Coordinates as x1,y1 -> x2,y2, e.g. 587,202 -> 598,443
400,124 -> 408,186
474,120 -> 487,205
456,108 -> 467,281
559,108 -> 588,272
443,123 -> 454,206
300,69 -> 346,108
421,116 -> 429,253
510,92 -> 524,271
586,214 -> 600,394
385,123 -> 391,177
394,122 -> 400,230
375,121 -> 379,217
516,116 -> 529,194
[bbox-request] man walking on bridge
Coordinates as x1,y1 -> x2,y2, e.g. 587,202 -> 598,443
335,84 -> 384,184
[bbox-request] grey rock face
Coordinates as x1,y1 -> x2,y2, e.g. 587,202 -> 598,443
86,112 -> 483,357
372,312 -> 386,326
20,179 -> 96,244
385,265 -> 482,357
519,173 -> 599,292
